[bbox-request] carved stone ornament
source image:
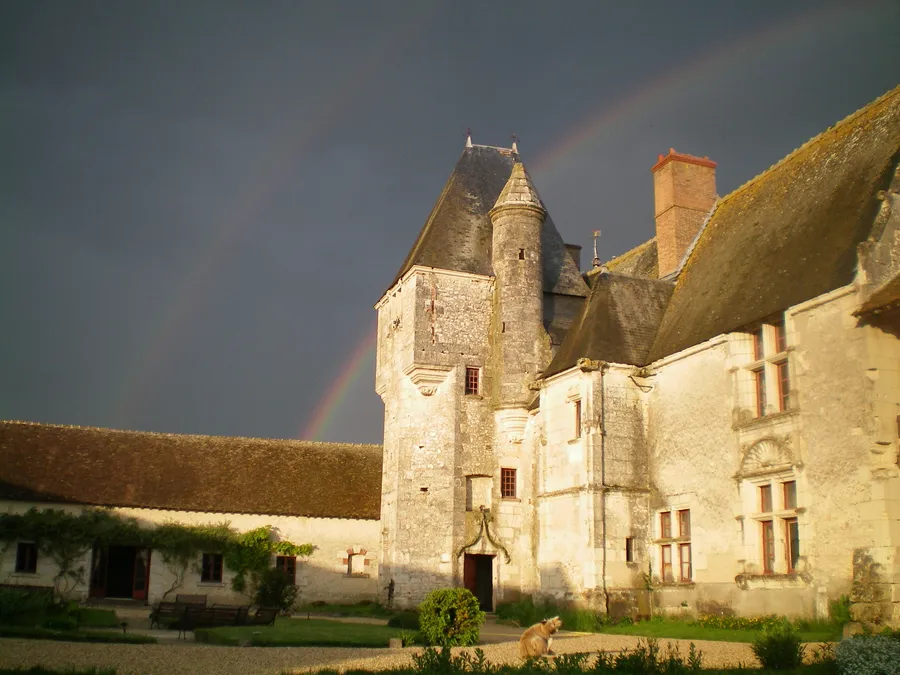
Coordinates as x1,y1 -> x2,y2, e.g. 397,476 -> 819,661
738,438 -> 794,477
456,506 -> 512,563
403,363 -> 453,396
496,408 -> 529,445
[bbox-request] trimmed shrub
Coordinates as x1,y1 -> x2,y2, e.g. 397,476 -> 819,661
418,588 -> 485,647
751,620 -> 804,670
386,610 -> 420,629
836,634 -> 900,675
253,567 -> 299,613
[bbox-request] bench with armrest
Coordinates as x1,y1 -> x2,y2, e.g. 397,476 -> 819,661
148,594 -> 208,629
175,594 -> 207,607
171,604 -> 251,638
246,607 -> 279,626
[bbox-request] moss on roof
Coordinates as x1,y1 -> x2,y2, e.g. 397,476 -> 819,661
602,238 -> 659,279
648,85 -> 900,362
0,421 -> 383,520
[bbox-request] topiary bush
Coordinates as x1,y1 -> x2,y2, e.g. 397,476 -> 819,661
418,588 -> 485,647
386,610 -> 420,629
836,635 -> 900,675
751,619 -> 805,670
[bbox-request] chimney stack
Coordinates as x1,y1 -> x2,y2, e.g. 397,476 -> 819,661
652,149 -> 717,278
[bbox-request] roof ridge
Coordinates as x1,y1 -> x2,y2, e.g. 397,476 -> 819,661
594,237 -> 657,275
471,143 -> 515,153
716,85 -> 900,210
0,420 -> 382,450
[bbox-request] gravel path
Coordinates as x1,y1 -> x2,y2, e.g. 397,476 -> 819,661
0,632 -> 771,674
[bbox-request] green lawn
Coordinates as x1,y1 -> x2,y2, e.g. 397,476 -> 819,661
76,609 -> 120,629
295,602 -> 394,618
0,624 -> 155,644
195,617 -> 407,647
594,620 -> 839,644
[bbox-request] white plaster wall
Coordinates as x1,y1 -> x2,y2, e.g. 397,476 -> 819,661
0,501 -> 381,606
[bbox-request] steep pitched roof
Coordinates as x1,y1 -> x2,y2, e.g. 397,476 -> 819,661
604,238 -> 659,279
649,86 -> 900,361
0,421 -> 383,520
391,145 -> 587,298
545,272 -> 674,376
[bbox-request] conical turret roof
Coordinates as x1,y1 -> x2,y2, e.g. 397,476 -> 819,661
491,161 -> 545,213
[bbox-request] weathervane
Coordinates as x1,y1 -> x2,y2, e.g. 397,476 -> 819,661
592,230 -> 602,268
510,134 -> 519,153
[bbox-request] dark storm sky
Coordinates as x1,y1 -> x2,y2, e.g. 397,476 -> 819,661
2,1 -> 898,444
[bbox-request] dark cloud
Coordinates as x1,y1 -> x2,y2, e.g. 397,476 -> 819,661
2,0 -> 898,442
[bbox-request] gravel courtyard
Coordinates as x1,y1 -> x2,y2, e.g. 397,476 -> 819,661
0,631 -> 769,675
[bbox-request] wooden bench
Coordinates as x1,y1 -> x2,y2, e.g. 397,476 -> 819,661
148,595 -> 207,629
172,605 -> 250,639
175,593 -> 207,607
246,607 -> 279,627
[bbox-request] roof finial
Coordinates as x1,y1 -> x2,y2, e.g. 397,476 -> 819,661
592,230 -> 602,268
511,133 -> 519,154
465,128 -> 473,149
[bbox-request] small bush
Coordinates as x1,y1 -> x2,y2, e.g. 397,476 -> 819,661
751,620 -> 804,670
0,588 -> 53,624
254,567 -> 299,613
386,610 -> 420,629
836,634 -> 900,675
418,588 -> 485,647
830,594 -> 852,626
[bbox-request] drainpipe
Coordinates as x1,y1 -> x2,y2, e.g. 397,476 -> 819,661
600,363 -> 609,617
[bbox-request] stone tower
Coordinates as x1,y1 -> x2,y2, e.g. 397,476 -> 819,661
375,141 -> 588,609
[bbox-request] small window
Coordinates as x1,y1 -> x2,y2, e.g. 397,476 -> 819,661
785,518 -> 800,572
349,553 -> 366,575
783,481 -> 797,509
752,368 -> 767,417
15,542 -> 37,574
761,520 -> 775,573
661,544 -> 673,582
776,361 -> 790,411
678,509 -> 691,538
518,248 -> 525,260
501,468 -> 517,499
465,367 -> 480,395
573,399 -> 582,439
201,553 -> 223,582
759,485 -> 773,513
625,537 -> 634,563
679,543 -> 692,581
660,511 -> 672,539
275,555 -> 296,585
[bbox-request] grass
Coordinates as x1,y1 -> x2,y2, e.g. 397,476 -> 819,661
593,618 -> 838,644
0,624 -> 156,644
295,601 -> 394,618
196,617 -> 406,647
76,609 -> 120,628
0,670 -> 117,675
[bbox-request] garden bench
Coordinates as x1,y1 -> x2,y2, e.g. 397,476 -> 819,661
149,601 -> 187,629
246,606 -> 279,626
171,604 -> 250,638
175,593 -> 207,607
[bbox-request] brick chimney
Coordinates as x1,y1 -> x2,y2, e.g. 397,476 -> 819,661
652,149 -> 717,278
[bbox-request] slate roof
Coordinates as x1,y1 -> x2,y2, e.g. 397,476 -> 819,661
604,238 -> 659,279
0,421 -> 383,520
391,145 -> 588,298
649,85 -> 900,361
545,272 -> 674,376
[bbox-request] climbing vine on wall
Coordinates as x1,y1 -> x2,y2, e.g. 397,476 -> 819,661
0,508 -> 315,600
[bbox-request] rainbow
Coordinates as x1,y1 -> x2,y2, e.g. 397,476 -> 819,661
299,321 -> 378,441
116,3 -> 437,427
531,2 -> 850,177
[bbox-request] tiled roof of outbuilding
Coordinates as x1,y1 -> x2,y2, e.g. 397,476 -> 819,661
0,421 -> 383,520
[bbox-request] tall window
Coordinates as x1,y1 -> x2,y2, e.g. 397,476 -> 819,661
661,545 -> 673,582
660,511 -> 672,539
465,367 -> 480,395
15,542 -> 37,574
573,399 -> 582,439
744,316 -> 791,418
677,509 -> 692,581
275,555 -> 296,585
625,537 -> 634,563
501,468 -> 517,499
201,553 -> 223,582
755,478 -> 800,574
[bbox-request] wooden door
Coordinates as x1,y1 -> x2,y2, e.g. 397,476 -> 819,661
89,544 -> 107,599
132,548 -> 151,602
463,554 -> 477,595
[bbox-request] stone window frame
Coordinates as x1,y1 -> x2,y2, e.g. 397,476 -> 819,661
464,366 -> 481,396
275,554 -> 297,585
200,552 -> 223,583
743,471 -> 802,575
342,546 -> 371,577
653,504 -> 693,584
15,541 -> 38,574
739,315 -> 793,420
500,467 -> 517,499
